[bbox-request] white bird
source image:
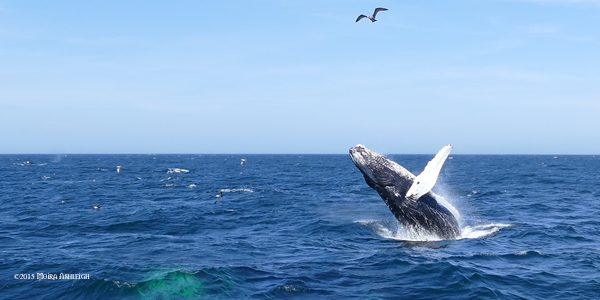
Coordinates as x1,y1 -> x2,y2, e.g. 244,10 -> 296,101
240,159 -> 247,166
405,144 -> 453,201
356,7 -> 388,23
116,165 -> 123,173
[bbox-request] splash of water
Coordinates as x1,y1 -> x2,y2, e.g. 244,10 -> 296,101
220,188 -> 254,193
459,223 -> 512,240
167,168 -> 190,174
357,220 -> 512,242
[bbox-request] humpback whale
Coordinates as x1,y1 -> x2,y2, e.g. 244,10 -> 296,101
349,144 -> 460,239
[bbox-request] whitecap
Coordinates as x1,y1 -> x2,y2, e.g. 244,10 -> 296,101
167,168 -> 190,174
220,188 -> 254,193
513,250 -> 543,256
459,223 -> 512,239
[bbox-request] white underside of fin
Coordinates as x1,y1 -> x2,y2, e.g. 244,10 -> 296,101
405,144 -> 453,200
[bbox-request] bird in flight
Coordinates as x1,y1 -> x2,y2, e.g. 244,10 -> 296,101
356,7 -> 388,23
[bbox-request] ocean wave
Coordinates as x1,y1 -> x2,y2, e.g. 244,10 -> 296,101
63,268 -> 236,299
220,188 -> 254,193
167,168 -> 190,174
267,284 -> 329,298
136,268 -> 235,299
513,250 -> 544,256
459,223 -> 513,239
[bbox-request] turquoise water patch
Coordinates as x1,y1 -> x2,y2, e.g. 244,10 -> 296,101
136,268 -> 234,299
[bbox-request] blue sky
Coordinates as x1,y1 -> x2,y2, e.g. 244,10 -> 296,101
1,0 -> 599,154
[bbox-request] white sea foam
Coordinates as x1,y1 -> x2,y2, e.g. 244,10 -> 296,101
467,191 -> 478,197
167,168 -> 190,174
459,223 -> 512,239
356,220 -> 444,242
220,188 -> 254,193
357,220 -> 512,242
513,250 -> 543,256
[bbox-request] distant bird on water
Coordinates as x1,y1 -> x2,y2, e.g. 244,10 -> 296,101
214,191 -> 223,204
356,7 -> 388,23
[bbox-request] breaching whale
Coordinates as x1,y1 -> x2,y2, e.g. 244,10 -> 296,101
349,144 -> 460,239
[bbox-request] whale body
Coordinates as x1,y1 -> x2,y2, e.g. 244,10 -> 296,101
349,144 -> 460,239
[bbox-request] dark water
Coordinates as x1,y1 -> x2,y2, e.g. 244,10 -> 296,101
1,154 -> 599,299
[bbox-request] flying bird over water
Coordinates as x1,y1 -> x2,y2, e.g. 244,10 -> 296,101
356,7 -> 388,23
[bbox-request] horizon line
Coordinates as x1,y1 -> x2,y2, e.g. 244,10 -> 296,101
1,152 -> 598,156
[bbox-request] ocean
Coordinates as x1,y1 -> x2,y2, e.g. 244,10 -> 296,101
1,154 -> 599,299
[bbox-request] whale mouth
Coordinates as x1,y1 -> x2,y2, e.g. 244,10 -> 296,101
349,144 -> 410,187
348,144 -> 368,164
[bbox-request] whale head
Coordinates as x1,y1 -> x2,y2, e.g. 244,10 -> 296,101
349,144 -> 414,195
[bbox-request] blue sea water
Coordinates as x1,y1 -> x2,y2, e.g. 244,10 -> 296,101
1,154 -> 599,299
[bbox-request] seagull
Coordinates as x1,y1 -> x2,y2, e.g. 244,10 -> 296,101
93,204 -> 101,210
240,159 -> 247,166
214,191 -> 223,204
356,7 -> 388,23
116,165 -> 123,173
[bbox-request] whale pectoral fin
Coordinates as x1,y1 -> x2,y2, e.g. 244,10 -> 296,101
405,144 -> 453,200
